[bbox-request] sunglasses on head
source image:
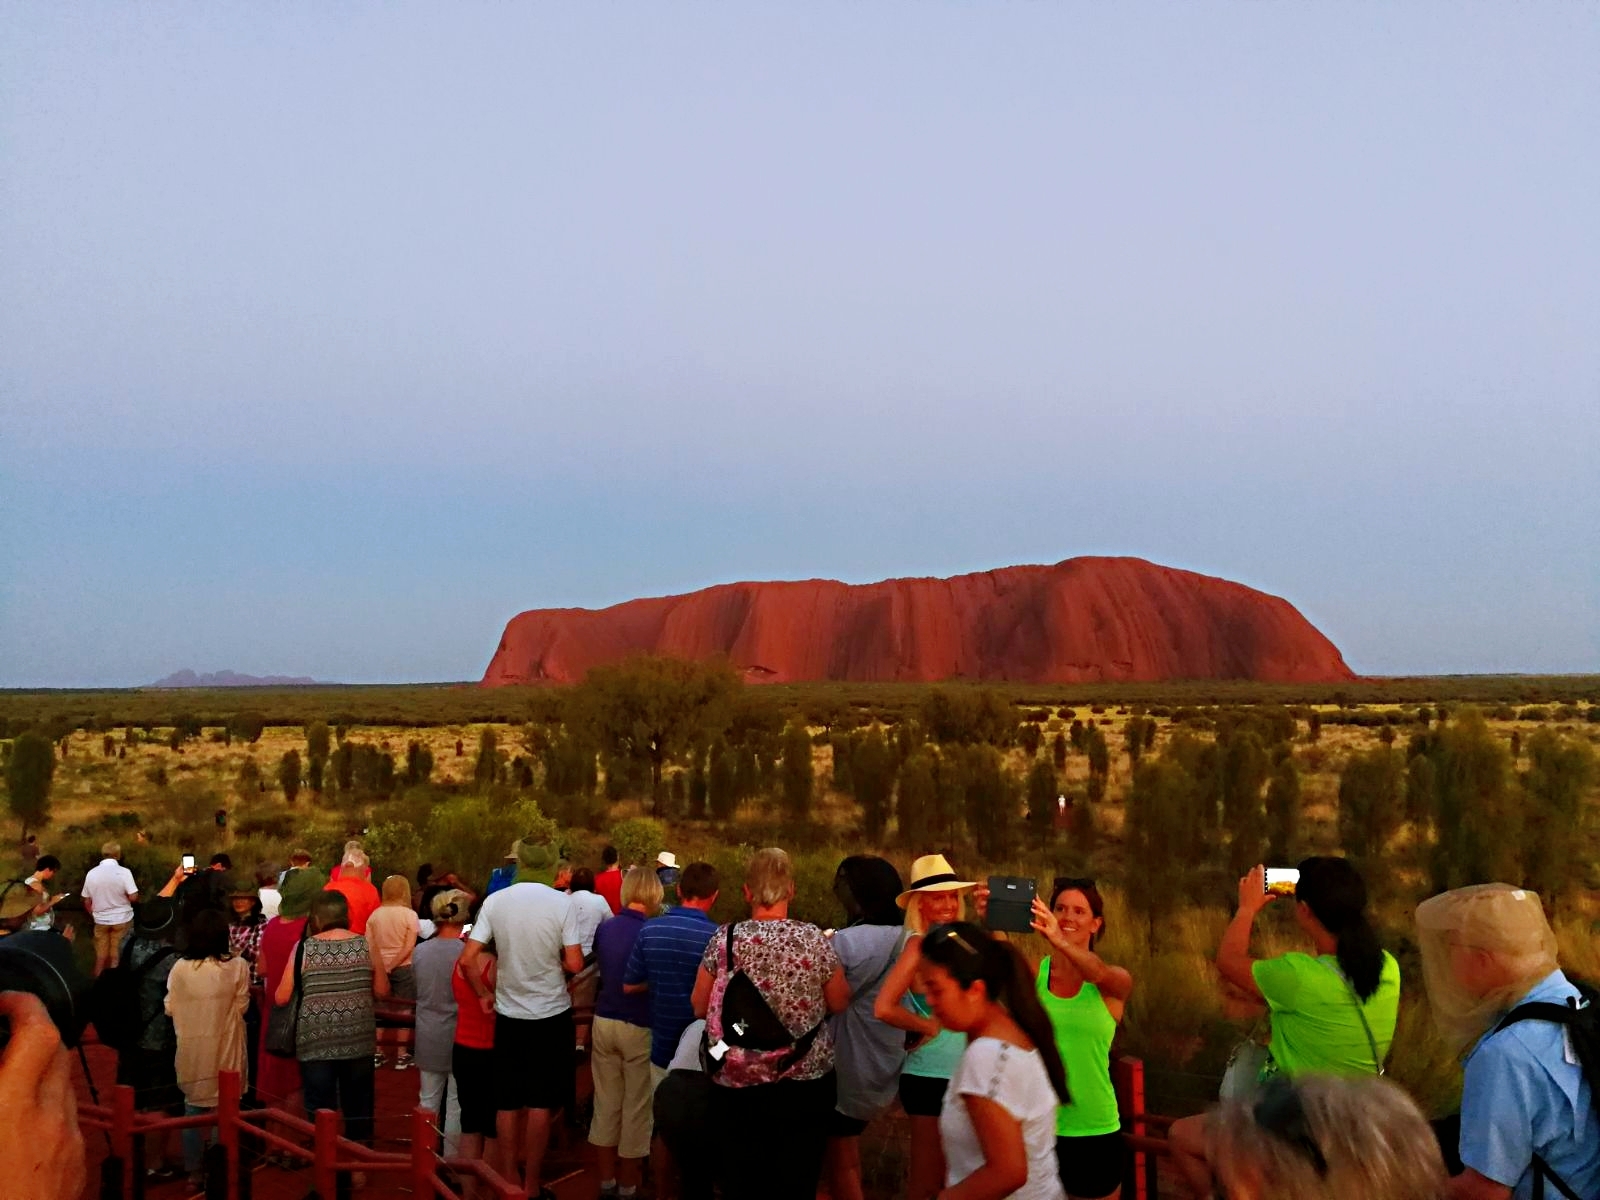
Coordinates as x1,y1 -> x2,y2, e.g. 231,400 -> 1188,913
1053,876 -> 1097,894
924,924 -> 982,959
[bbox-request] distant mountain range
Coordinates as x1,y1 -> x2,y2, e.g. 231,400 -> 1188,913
151,669 -> 329,688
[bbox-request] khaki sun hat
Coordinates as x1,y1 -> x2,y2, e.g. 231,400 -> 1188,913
896,854 -> 977,909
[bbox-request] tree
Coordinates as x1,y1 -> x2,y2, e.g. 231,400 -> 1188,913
574,655 -> 742,811
1221,732 -> 1271,878
1051,731 -> 1068,770
707,739 -> 738,822
1017,724 -> 1042,758
5,731 -> 55,837
1338,748 -> 1403,877
1404,754 -> 1435,829
1426,709 -> 1518,892
405,740 -> 435,787
963,746 -> 1015,859
688,756 -> 709,820
474,727 -> 500,791
780,720 -> 815,820
919,688 -> 1014,746
1265,757 -> 1301,864
230,711 -> 266,744
1025,759 -> 1058,849
102,733 -> 116,758
851,729 -> 896,842
541,730 -> 596,797
1126,757 -> 1196,942
896,749 -> 937,848
1307,711 -> 1322,743
1520,730 -> 1596,909
236,757 -> 262,803
1084,726 -> 1110,782
830,733 -> 855,793
1124,717 -> 1155,766
305,721 -> 331,794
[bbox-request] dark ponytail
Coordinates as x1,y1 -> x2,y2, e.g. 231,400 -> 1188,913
1295,857 -> 1384,1001
922,922 -> 1070,1103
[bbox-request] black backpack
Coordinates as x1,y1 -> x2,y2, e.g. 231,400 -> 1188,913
1490,979 -> 1600,1200
90,942 -> 175,1052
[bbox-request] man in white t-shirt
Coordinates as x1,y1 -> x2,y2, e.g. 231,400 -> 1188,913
458,839 -> 582,1200
81,841 -> 139,976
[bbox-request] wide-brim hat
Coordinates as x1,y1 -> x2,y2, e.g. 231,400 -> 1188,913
228,880 -> 261,900
657,851 -> 679,870
277,867 -> 327,920
896,854 -> 976,909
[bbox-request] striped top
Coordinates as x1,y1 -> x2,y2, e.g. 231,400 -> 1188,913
296,935 -> 376,1062
624,906 -> 718,1067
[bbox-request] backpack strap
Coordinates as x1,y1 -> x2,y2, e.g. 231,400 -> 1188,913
1532,1154 -> 1582,1200
1494,999 -> 1586,1034
725,921 -> 737,974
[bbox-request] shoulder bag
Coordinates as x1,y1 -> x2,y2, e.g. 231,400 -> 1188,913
263,927 -> 309,1058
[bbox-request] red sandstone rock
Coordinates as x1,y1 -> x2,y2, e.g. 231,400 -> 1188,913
481,557 -> 1355,686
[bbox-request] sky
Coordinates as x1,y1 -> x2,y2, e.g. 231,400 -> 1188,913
3,4 -> 1597,688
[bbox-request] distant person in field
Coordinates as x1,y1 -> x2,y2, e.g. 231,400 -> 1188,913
874,854 -> 978,1200
595,846 -> 624,915
458,838 -> 583,1200
1417,883 -> 1600,1200
324,847 -> 380,935
83,841 -> 140,976
1207,1075 -> 1446,1200
823,856 -> 908,1200
1170,859 -> 1400,1197
1028,877 -> 1134,1200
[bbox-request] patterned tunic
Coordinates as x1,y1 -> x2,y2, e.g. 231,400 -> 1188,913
296,935 -> 376,1062
700,918 -> 840,1087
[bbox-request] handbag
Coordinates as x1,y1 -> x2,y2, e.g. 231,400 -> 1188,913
263,929 -> 308,1058
1219,1038 -> 1271,1101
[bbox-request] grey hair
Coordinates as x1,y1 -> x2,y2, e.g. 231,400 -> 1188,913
1208,1075 -> 1446,1200
744,847 -> 794,909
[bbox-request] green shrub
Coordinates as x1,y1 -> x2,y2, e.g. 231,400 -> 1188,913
609,817 -> 667,872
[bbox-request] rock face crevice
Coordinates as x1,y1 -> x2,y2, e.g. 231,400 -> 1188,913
480,556 -> 1354,686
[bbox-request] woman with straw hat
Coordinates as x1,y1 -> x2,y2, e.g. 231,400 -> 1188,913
872,853 -> 978,1200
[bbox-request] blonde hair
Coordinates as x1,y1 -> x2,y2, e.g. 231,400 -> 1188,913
380,875 -> 410,905
1208,1076 -> 1446,1200
342,845 -> 369,870
430,889 -> 471,924
621,866 -> 664,915
101,841 -> 121,859
745,847 -> 794,909
905,890 -> 966,935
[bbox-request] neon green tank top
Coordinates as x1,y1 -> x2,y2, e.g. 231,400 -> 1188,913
1035,958 -> 1121,1137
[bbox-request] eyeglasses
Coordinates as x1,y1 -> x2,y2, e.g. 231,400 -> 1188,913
1252,1079 -> 1328,1177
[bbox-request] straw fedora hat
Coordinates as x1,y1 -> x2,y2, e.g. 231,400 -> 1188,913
896,854 -> 976,909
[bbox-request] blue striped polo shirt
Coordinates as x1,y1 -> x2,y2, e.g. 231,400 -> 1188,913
624,906 -> 718,1066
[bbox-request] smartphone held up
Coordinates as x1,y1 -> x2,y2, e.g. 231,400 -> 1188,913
1263,867 -> 1300,898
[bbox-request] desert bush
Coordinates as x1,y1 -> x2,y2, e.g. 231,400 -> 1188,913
609,817 -> 667,872
1518,706 -> 1549,722
364,821 -> 424,882
780,720 -> 815,820
1519,730 -> 1596,911
426,796 -> 557,891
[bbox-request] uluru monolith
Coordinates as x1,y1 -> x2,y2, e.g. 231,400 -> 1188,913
481,556 -> 1354,686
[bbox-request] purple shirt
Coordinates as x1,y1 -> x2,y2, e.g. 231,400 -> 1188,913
595,907 -> 651,1026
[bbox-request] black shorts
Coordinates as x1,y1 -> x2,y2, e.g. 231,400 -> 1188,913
827,1110 -> 871,1138
493,1010 -> 575,1112
452,1044 -> 499,1137
1056,1131 -> 1128,1199
897,1073 -> 948,1118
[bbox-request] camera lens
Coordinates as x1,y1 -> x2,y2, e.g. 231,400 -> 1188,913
0,932 -> 90,1048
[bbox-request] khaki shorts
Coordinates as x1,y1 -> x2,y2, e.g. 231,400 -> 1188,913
94,921 -> 131,961
588,1016 -> 654,1160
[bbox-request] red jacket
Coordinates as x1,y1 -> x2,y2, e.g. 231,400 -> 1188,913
325,875 -> 380,934
595,866 -> 623,915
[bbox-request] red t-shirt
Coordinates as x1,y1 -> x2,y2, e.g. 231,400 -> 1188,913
324,876 -> 380,935
451,958 -> 496,1050
595,866 -> 623,915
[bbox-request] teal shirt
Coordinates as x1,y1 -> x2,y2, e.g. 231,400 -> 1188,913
1036,958 -> 1121,1138
902,990 -> 965,1080
1252,951 -> 1400,1078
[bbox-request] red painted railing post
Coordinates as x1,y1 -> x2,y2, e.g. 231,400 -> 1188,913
313,1108 -> 341,1200
412,1107 -> 436,1200
112,1084 -> 137,1200
218,1070 -> 242,1200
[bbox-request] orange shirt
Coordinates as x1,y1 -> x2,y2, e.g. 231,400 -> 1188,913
325,875 -> 381,935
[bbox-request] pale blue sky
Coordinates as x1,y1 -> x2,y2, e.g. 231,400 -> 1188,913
3,4 -> 1597,687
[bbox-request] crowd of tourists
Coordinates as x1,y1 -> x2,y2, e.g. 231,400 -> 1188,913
1,834 -> 1596,1200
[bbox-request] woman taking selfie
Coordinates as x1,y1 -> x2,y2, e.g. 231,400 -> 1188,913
919,922 -> 1068,1200
874,855 -> 979,1200
1030,878 -> 1132,1200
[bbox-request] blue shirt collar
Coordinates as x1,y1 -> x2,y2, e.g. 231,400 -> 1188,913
1470,968 -> 1575,1058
